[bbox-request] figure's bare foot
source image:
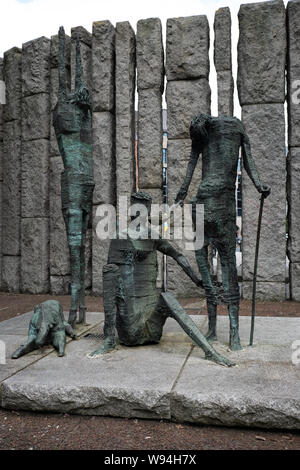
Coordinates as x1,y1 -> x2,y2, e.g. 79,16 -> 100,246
77,307 -> 87,325
230,330 -> 243,351
205,329 -> 217,343
88,338 -> 116,358
205,351 -> 236,367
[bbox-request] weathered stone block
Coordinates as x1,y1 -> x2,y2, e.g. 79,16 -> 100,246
50,275 -> 70,295
22,93 -> 50,141
242,281 -> 286,301
3,47 -> 22,122
22,37 -> 50,97
237,0 -> 286,105
49,156 -> 69,276
290,262 -> 300,301
287,148 -> 300,262
287,0 -> 300,147
136,18 -> 164,91
92,111 -> 115,205
2,256 -> 20,293
217,71 -> 234,116
138,88 -> 162,189
138,188 -> 163,205
92,21 -> 115,112
242,103 -> 286,286
2,121 -> 21,255
166,79 -> 211,140
166,16 -> 209,81
21,218 -> 49,294
71,27 -> 92,92
214,7 -> 232,72
22,139 -> 49,218
115,22 -> 136,203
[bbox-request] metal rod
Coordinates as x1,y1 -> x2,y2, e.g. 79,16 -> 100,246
249,194 -> 265,346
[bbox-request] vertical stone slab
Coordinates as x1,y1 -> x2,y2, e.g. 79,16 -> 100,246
21,218 -> 49,293
214,7 -> 233,116
92,21 -> 116,295
237,0 -> 286,105
115,21 -> 136,205
238,1 -> 287,300
2,48 -> 22,292
241,104 -> 286,299
287,0 -> 300,299
21,37 -> 51,293
0,59 -> 3,288
92,21 -> 115,112
136,18 -> 164,189
49,34 -> 71,294
166,15 -> 210,297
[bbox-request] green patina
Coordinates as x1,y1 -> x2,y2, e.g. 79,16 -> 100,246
12,300 -> 76,359
175,114 -> 270,351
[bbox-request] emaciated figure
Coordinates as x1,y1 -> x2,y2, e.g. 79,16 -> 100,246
89,192 -> 235,367
12,300 -> 76,359
53,27 -> 94,328
175,115 -> 270,351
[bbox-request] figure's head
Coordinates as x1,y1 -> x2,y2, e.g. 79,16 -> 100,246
130,192 -> 152,220
190,114 -> 211,144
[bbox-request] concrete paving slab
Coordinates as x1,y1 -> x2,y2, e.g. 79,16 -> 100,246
0,312 -> 104,384
171,316 -> 300,429
1,313 -> 299,429
1,317 -> 193,420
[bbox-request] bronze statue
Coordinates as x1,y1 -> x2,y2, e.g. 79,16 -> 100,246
12,300 -> 76,359
175,115 -> 270,350
53,27 -> 94,328
89,192 -> 235,367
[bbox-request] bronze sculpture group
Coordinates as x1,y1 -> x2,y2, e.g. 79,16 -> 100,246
12,26 -> 270,365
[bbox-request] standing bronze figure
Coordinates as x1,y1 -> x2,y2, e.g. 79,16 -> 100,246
53,27 -> 94,328
175,115 -> 270,350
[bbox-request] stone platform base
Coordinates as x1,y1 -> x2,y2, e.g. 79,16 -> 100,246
0,311 -> 299,429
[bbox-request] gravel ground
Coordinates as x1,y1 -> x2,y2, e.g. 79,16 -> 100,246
0,409 -> 299,451
0,293 -> 299,451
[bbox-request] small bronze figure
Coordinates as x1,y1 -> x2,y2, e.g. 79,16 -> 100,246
53,27 -> 94,328
12,300 -> 76,359
175,115 -> 270,350
89,192 -> 235,367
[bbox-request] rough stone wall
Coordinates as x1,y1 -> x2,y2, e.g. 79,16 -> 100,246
287,0 -> 300,300
0,59 -> 3,289
21,37 -> 51,294
214,7 -> 233,116
92,21 -> 116,295
2,48 -> 22,292
115,22 -> 136,210
238,0 -> 287,300
166,15 -> 211,297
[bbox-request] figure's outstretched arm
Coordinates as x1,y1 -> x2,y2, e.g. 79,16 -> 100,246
75,34 -> 83,90
241,128 -> 271,198
156,239 -> 203,287
175,142 -> 200,204
58,26 -> 66,96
